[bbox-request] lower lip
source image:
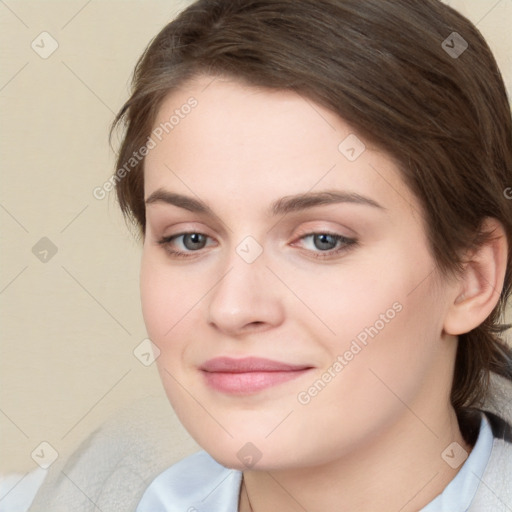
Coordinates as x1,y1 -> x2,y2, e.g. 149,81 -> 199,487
202,369 -> 311,394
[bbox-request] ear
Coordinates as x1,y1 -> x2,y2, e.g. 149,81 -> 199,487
443,218 -> 508,336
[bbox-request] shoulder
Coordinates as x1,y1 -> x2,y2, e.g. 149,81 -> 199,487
27,396 -> 200,512
483,410 -> 512,442
469,411 -> 512,511
136,451 -> 242,512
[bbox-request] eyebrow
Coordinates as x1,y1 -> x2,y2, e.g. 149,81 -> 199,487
145,189 -> 385,216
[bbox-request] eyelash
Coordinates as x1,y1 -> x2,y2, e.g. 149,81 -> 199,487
157,231 -> 358,260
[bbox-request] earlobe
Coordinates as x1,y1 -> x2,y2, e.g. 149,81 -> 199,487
443,218 -> 508,336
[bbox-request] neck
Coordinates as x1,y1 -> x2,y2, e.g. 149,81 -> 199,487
240,405 -> 471,512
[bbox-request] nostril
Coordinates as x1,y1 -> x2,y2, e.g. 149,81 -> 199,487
248,321 -> 266,330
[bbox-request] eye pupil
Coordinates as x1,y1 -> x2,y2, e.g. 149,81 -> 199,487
314,234 -> 337,251
184,233 -> 207,250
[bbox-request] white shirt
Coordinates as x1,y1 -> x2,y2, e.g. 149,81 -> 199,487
0,413 -> 494,512
136,414 -> 494,512
0,468 -> 48,512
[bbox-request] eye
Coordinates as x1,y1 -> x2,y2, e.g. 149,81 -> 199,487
157,231 -> 358,260
157,232 -> 215,258
294,232 -> 358,259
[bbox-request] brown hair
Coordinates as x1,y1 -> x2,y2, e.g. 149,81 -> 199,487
111,0 -> 512,427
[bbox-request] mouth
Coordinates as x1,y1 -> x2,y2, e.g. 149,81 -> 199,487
200,357 -> 314,394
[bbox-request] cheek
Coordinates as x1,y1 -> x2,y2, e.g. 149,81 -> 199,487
140,249 -> 219,372
286,282 -> 446,462
140,254 -> 168,343
338,282 -> 444,416
274,252 -> 412,350
140,251 -> 192,349
297,245 -> 445,396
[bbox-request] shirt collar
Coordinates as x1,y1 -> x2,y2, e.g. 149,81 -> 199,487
420,412 -> 493,512
137,412 -> 496,512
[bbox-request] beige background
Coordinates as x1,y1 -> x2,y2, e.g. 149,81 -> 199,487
1,0 -> 511,474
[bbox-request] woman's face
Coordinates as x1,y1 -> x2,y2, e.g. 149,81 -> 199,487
141,76 -> 458,470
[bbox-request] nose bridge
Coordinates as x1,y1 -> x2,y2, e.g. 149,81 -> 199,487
207,236 -> 283,333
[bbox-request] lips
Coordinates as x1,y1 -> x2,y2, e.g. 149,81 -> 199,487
200,357 -> 313,394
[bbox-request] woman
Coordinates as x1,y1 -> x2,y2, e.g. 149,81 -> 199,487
29,0 -> 512,510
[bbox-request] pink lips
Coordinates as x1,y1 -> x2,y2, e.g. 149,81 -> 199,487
200,357 -> 312,394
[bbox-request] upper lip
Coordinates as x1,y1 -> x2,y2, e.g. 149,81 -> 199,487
200,357 -> 312,373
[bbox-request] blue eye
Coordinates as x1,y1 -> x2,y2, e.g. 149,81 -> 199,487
157,231 -> 357,260
158,232 -> 213,258
297,233 -> 357,259
179,233 -> 208,250
305,233 -> 340,251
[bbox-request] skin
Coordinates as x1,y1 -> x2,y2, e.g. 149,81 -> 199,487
140,75 -> 507,511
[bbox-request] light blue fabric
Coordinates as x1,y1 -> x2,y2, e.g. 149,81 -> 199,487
136,451 -> 242,512
0,468 -> 48,512
422,414 -> 493,511
0,415 -> 494,512
136,415 -> 493,512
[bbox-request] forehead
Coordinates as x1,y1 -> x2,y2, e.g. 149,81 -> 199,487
143,76 -> 414,215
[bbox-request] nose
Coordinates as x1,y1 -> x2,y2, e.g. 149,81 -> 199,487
207,248 -> 285,336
